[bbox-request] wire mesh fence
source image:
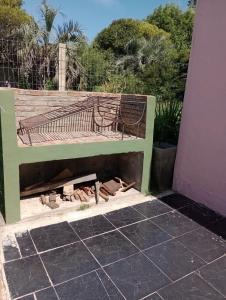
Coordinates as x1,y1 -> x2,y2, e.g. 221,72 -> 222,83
62,43 -> 122,92
0,38 -> 144,94
0,39 -> 58,90
0,39 -> 119,92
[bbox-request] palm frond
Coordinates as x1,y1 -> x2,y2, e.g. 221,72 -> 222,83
57,20 -> 85,43
40,0 -> 59,44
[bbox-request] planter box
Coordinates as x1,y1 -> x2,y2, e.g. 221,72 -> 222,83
152,144 -> 177,192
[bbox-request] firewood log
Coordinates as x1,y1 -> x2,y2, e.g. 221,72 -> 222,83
99,191 -> 109,202
121,182 -> 136,192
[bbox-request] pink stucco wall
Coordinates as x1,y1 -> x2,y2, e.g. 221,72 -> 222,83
173,0 -> 226,216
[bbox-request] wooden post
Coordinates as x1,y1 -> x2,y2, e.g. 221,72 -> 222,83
58,43 -> 66,91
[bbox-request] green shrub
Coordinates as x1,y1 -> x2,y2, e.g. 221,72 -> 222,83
96,73 -> 145,94
154,100 -> 182,145
94,18 -> 168,56
44,79 -> 57,90
18,73 -> 32,89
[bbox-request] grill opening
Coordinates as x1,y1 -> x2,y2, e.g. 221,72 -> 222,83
17,95 -> 147,146
19,152 -> 144,219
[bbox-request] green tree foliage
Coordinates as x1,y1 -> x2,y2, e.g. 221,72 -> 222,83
146,4 -> 195,100
140,44 -> 178,100
93,5 -> 195,100
0,0 -> 23,7
0,0 -> 32,37
16,0 -> 86,89
97,73 -> 145,94
114,36 -> 178,100
94,19 -> 168,56
146,4 -> 195,50
57,21 -> 84,43
38,0 -> 84,45
39,0 -> 59,46
69,45 -> 115,91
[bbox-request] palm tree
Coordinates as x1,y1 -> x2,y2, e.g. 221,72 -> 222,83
117,36 -> 173,73
18,0 -> 86,89
39,0 -> 84,44
38,0 -> 59,83
57,20 -> 84,43
40,0 -> 58,46
40,0 -> 87,88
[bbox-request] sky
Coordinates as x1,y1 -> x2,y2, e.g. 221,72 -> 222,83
23,0 -> 188,42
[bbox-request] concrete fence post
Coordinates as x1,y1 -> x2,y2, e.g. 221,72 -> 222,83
58,43 -> 66,91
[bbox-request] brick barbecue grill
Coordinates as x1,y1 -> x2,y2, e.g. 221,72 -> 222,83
17,95 -> 147,146
0,89 -> 155,223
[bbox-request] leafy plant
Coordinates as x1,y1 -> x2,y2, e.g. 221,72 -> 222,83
18,73 -> 32,89
96,73 -> 145,94
78,46 -> 115,91
44,79 -> 57,90
154,100 -> 183,145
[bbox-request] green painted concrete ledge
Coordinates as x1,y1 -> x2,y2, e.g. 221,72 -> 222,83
0,90 -> 156,224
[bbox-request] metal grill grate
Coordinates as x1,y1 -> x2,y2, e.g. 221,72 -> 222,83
17,95 -> 147,146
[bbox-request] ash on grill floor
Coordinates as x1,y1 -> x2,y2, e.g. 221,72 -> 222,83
2,194 -> 226,300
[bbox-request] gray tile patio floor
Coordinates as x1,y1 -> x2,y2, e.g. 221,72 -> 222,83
2,194 -> 226,300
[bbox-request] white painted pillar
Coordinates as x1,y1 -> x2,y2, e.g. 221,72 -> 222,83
58,43 -> 66,91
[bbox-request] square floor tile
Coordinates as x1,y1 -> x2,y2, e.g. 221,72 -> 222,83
70,215 -> 115,239
96,269 -> 124,300
152,211 -> 199,237
3,242 -> 20,262
4,255 -> 50,299
41,242 -> 99,284
159,273 -> 225,300
143,294 -> 162,300
120,220 -> 171,250
199,255 -> 226,297
208,218 -> 226,239
145,239 -> 205,281
16,231 -> 36,257
55,271 -> 109,300
104,253 -> 170,300
84,231 -> 138,266
159,193 -> 194,209
18,295 -> 35,300
36,287 -> 58,300
177,228 -> 225,262
104,207 -> 145,228
30,222 -> 79,252
133,200 -> 173,218
179,204 -> 223,229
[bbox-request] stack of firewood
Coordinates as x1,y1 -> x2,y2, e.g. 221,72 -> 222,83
40,191 -> 59,209
62,185 -> 95,202
39,176 -> 136,210
21,169 -> 137,210
99,177 -> 136,201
